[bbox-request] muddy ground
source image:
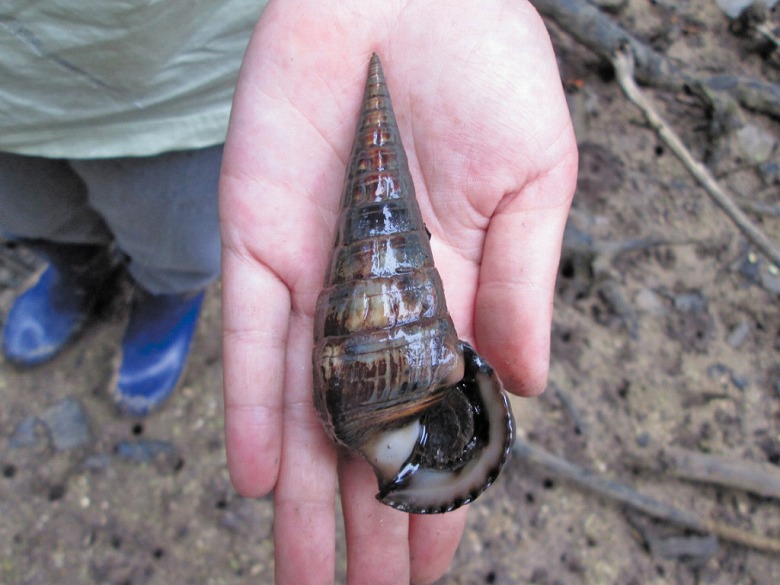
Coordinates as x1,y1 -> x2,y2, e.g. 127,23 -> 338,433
1,1 -> 779,584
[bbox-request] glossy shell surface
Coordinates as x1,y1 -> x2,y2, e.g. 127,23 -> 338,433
312,53 -> 515,514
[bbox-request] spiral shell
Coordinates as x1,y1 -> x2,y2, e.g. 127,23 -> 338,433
312,53 -> 514,514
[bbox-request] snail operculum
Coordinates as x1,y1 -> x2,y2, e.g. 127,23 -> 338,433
312,52 -> 515,514
371,343 -> 514,513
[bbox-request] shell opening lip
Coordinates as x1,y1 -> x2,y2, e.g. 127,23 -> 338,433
375,342 -> 515,514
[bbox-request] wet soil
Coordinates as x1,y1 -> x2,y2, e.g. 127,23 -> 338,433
1,1 -> 779,583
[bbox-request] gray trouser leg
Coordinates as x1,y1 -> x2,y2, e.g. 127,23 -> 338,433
0,152 -> 112,245
70,145 -> 223,294
0,145 -> 223,294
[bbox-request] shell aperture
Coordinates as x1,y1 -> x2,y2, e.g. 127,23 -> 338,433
312,53 -> 515,514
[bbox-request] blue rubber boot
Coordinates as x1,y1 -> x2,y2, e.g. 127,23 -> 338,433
2,242 -> 115,365
113,288 -> 205,416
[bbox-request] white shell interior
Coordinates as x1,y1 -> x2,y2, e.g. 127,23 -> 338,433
363,419 -> 421,484
379,366 -> 511,512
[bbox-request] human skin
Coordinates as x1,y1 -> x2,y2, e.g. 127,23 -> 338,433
218,1 -> 577,583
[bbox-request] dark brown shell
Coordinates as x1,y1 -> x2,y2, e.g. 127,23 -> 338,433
312,53 -> 514,514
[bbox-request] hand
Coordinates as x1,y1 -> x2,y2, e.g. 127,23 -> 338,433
219,1 -> 577,583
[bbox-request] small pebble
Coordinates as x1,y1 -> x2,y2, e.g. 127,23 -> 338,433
733,249 -> 762,285
731,373 -> 749,391
10,416 -> 44,449
726,321 -> 751,348
706,363 -> 749,390
733,124 -> 776,164
758,160 -> 780,184
673,292 -> 707,313
40,397 -> 91,451
82,454 -> 113,471
635,288 -> 666,317
635,432 -> 651,448
760,263 -> 780,295
115,439 -> 176,463
707,363 -> 731,379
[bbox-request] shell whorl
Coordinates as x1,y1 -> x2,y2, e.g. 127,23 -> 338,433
312,53 -> 514,514
314,53 -> 461,449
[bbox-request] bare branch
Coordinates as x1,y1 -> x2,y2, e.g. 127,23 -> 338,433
513,438 -> 780,554
530,0 -> 780,118
611,46 -> 780,267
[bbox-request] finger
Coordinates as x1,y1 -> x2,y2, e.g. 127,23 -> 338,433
476,157 -> 577,396
408,509 -> 467,585
339,456 -> 411,585
274,311 -> 339,584
274,443 -> 338,585
221,247 -> 288,497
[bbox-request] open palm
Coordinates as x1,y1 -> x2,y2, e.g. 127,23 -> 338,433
219,1 -> 577,583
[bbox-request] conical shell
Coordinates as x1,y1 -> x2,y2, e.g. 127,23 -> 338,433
312,53 -> 514,514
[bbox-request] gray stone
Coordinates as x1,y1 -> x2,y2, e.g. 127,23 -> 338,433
635,432 -> 651,448
731,372 -> 750,391
733,124 -> 776,164
726,321 -> 751,348
760,263 -> 780,295
706,363 -> 749,391
758,160 -> 780,184
115,439 -> 176,463
635,288 -> 666,317
115,439 -> 183,475
733,248 -> 762,285
82,454 -> 113,471
40,396 -> 91,451
673,291 -> 707,313
707,363 -> 732,379
9,416 -> 45,449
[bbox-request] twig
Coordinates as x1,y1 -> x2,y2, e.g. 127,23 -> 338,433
636,442 -> 780,500
530,0 -> 780,118
563,220 -> 712,257
530,0 -> 683,89
626,512 -> 720,562
598,279 -> 639,339
551,382 -> 587,435
735,197 -> 780,218
611,46 -> 780,268
513,438 -> 780,554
